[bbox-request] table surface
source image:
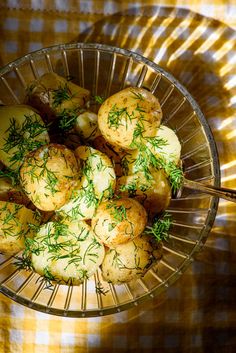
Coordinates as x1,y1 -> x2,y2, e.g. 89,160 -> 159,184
0,1 -> 236,352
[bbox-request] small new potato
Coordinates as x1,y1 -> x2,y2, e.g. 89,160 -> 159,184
58,145 -> 116,220
0,105 -> 49,170
26,72 -> 90,120
31,220 -> 105,285
75,145 -> 116,199
116,170 -> 171,218
0,201 -> 40,255
92,198 -> 147,247
20,143 -> 79,211
101,234 -> 162,284
74,111 -> 100,141
98,87 -> 162,149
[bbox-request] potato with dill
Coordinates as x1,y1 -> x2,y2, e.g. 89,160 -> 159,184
101,234 -> 162,284
58,145 -> 116,220
0,200 -> 40,255
91,198 -> 147,247
30,220 -> 105,285
116,170 -> 171,218
20,143 -> 79,211
98,87 -> 162,149
25,72 -> 90,121
121,125 -> 181,176
0,105 -> 49,171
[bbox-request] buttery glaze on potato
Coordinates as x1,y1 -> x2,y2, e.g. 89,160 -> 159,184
0,201 -> 40,255
101,234 -> 163,284
20,143 -> 79,211
25,72 -> 90,121
98,87 -> 162,149
91,198 -> 147,247
0,105 -> 49,171
116,170 -> 171,218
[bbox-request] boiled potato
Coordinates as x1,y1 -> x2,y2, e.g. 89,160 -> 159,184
74,111 -> 100,141
57,183 -> 98,221
25,72 -> 90,120
101,234 -> 162,284
31,220 -> 105,285
98,87 -> 162,149
0,201 -> 40,255
75,146 -> 116,199
92,198 -> 147,247
58,145 -> 116,220
0,105 -> 49,170
121,125 -> 181,176
153,125 -> 181,165
116,170 -> 171,218
20,143 -> 79,211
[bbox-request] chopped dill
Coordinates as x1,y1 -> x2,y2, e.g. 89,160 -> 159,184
94,95 -> 105,104
131,90 -> 145,101
144,212 -> 172,242
2,115 -> 48,167
52,83 -> 73,107
107,104 -> 129,129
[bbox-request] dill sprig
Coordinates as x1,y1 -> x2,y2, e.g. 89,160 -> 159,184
52,83 -> 73,107
57,108 -> 79,131
14,254 -> 34,271
107,104 -> 130,129
144,212 -> 172,242
2,115 -> 48,167
94,95 -> 105,104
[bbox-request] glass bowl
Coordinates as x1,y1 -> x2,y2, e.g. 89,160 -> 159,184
0,43 -> 220,317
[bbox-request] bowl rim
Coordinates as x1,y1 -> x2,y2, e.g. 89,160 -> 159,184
0,42 -> 220,317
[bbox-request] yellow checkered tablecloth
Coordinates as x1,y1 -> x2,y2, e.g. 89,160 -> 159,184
0,1 -> 236,352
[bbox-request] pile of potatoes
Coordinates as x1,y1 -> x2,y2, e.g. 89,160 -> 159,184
0,72 -> 181,285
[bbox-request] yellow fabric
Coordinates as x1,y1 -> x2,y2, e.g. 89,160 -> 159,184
0,1 -> 236,352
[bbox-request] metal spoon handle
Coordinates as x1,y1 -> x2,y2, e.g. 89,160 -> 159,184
183,178 -> 236,203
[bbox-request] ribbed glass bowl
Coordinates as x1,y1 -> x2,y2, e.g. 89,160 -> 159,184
0,43 -> 219,317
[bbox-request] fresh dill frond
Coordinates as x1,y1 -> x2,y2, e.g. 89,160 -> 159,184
2,115 -> 48,167
131,90 -> 145,101
14,254 -> 34,271
94,95 -> 105,104
107,104 -> 129,129
144,212 -> 172,242
52,83 -> 72,107
57,109 -> 79,131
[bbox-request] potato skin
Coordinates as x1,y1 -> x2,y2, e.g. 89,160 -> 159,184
101,234 -> 162,284
116,170 -> 171,218
92,198 -> 147,247
25,72 -> 90,121
0,201 -> 40,255
0,105 -> 49,170
20,143 -> 79,211
98,87 -> 162,149
31,220 -> 105,285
